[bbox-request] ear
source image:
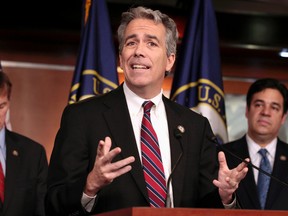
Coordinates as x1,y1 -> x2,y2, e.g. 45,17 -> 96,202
245,106 -> 248,119
281,113 -> 287,125
166,53 -> 176,72
119,54 -> 123,69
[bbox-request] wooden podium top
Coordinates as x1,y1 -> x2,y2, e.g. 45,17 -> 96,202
95,207 -> 288,216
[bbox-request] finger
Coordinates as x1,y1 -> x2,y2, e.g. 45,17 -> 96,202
227,177 -> 238,188
213,177 -> 237,190
102,137 -> 112,155
102,146 -> 122,164
109,156 -> 135,172
236,157 -> 250,172
218,151 -> 228,170
230,166 -> 248,185
102,165 -> 133,185
110,156 -> 135,179
97,137 -> 112,157
114,165 -> 133,178
212,179 -> 221,188
100,156 -> 135,183
237,166 -> 249,180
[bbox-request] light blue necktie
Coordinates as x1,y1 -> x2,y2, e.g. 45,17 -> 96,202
257,149 -> 271,209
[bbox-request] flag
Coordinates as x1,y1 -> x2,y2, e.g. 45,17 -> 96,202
69,0 -> 119,104
0,61 -> 12,130
170,0 -> 228,143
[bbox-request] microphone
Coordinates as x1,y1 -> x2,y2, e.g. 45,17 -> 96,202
165,125 -> 184,208
207,135 -> 288,188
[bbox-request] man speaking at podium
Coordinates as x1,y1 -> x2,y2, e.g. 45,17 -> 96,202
46,6 -> 248,216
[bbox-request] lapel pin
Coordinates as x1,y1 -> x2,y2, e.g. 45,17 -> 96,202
280,155 -> 287,161
12,150 -> 19,157
177,125 -> 185,134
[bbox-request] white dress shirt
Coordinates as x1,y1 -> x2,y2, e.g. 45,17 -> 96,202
0,128 -> 6,176
246,134 -> 276,184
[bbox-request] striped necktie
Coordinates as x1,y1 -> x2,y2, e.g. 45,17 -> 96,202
257,148 -> 271,209
141,101 -> 167,207
0,162 -> 4,203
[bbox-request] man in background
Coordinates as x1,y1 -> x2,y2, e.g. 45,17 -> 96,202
0,63 -> 48,216
224,78 -> 288,209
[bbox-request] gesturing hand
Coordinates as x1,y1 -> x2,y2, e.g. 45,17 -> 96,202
213,151 -> 249,204
84,137 -> 135,196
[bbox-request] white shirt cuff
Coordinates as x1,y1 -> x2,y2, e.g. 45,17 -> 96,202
223,196 -> 236,209
81,192 -> 97,212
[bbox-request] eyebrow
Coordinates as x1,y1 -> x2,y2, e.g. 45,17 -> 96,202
253,99 -> 281,107
124,34 -> 137,43
253,99 -> 264,103
145,34 -> 160,43
124,33 -> 160,44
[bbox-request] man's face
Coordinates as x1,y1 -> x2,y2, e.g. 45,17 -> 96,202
119,18 -> 175,98
246,88 -> 287,144
0,92 -> 9,130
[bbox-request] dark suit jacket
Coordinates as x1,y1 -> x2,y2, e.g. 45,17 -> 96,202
223,136 -> 288,210
1,129 -> 48,216
46,85 -> 223,216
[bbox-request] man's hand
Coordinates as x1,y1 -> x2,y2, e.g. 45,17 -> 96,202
213,151 -> 249,204
84,137 -> 135,196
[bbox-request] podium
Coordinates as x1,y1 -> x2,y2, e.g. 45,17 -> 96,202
94,207 -> 288,216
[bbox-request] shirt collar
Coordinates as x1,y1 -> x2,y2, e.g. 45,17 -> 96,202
0,128 -> 5,149
246,134 -> 277,159
123,82 -> 163,116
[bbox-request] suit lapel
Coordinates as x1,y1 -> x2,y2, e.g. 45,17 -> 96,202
235,137 -> 260,208
3,130 -> 21,213
102,86 -> 149,203
266,140 -> 288,209
162,97 -> 185,207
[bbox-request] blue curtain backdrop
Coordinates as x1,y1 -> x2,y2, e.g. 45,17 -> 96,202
170,0 -> 228,143
69,0 -> 119,104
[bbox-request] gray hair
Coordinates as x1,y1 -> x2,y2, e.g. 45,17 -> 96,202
117,6 -> 179,57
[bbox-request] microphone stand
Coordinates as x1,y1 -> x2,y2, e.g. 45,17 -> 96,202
165,128 -> 184,208
209,135 -> 288,188
165,152 -> 183,208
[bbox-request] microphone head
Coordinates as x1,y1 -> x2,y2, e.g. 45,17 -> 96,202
174,125 -> 185,138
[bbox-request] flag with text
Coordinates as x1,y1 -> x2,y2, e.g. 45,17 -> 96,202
69,0 -> 118,104
170,0 -> 228,143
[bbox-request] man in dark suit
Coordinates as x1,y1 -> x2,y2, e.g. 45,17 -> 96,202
46,6 -> 248,215
224,78 -> 288,210
0,65 -> 48,215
